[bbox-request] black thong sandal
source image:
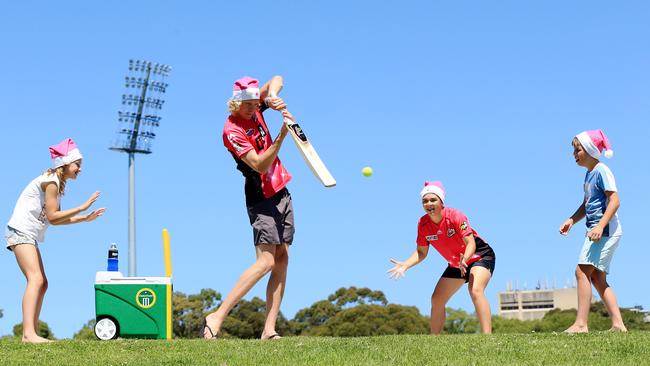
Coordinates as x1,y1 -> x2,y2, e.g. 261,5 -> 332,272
200,319 -> 218,339
263,333 -> 282,340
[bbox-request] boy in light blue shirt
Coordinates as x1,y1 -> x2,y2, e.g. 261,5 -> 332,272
584,163 -> 621,237
559,129 -> 626,333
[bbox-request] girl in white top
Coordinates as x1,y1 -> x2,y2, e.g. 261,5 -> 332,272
5,138 -> 106,343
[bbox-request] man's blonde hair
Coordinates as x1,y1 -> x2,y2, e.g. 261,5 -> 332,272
227,99 -> 242,114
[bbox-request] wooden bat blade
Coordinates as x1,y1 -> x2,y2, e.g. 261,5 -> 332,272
285,120 -> 336,187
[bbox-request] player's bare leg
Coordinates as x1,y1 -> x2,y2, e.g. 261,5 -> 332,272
430,277 -> 464,334
590,270 -> 627,332
14,245 -> 52,343
468,266 -> 492,334
204,244 -> 277,339
261,244 -> 289,340
32,248 -> 48,336
565,264 -> 594,333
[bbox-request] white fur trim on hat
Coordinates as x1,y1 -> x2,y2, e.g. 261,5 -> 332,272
52,148 -> 83,168
420,184 -> 445,203
231,87 -> 260,101
576,131 -> 601,159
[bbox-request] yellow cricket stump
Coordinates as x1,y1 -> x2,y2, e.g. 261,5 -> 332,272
162,228 -> 173,339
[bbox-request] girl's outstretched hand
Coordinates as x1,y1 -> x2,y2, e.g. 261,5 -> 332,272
80,191 -> 101,211
387,259 -> 408,280
559,218 -> 574,235
85,208 -> 106,222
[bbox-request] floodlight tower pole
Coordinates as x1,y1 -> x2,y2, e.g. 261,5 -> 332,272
128,152 -> 136,275
125,63 -> 152,276
110,60 -> 171,277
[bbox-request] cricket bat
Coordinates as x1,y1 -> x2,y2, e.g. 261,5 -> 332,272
282,111 -> 336,187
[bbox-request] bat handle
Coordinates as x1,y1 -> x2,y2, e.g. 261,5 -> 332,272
266,92 -> 292,123
282,112 -> 293,127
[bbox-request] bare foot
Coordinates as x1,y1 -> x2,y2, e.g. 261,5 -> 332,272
608,326 -> 628,332
22,335 -> 53,343
261,332 -> 282,340
564,325 -> 588,334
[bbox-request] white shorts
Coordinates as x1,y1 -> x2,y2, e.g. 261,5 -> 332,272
5,226 -> 38,251
578,235 -> 621,274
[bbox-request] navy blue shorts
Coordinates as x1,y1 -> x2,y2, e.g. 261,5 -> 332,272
441,251 -> 496,283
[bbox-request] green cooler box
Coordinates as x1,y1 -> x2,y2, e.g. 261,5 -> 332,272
94,271 -> 172,340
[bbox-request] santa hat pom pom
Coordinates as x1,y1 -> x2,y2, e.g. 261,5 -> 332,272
604,149 -> 614,158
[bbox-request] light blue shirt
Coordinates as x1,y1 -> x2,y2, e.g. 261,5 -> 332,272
584,163 -> 622,236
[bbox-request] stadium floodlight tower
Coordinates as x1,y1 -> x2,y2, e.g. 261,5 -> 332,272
110,59 -> 171,276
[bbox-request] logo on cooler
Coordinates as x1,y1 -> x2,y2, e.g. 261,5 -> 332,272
136,288 -> 156,309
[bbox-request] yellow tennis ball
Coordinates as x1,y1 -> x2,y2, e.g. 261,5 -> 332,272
362,166 -> 373,177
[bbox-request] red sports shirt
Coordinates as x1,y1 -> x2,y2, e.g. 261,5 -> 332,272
223,110 -> 291,200
416,207 -> 487,268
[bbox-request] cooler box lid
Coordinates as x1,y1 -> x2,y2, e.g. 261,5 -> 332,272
95,271 -> 171,285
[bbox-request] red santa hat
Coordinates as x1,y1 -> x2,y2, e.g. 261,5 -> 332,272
420,181 -> 446,203
231,76 -> 260,101
575,129 -> 614,159
49,138 -> 83,168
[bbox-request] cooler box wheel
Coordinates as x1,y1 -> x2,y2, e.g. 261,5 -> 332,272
95,317 -> 119,340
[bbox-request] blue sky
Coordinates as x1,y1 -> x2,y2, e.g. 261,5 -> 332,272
1,1 -> 649,338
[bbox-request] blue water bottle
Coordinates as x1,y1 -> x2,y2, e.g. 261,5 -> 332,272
107,243 -> 119,271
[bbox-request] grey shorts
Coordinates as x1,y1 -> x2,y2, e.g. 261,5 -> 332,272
246,188 -> 295,246
5,226 -> 38,251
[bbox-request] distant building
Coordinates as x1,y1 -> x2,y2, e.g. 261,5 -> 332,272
497,287 -> 580,321
627,306 -> 650,323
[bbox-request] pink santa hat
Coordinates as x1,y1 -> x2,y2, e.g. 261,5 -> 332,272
230,76 -> 260,101
49,138 -> 83,168
420,181 -> 446,203
575,129 -> 614,159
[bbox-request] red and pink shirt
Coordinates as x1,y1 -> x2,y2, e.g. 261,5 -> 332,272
416,207 -> 490,268
223,109 -> 291,206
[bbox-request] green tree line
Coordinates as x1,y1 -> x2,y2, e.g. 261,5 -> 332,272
69,286 -> 649,340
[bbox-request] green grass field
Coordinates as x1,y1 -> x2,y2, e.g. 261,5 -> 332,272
1,332 -> 648,365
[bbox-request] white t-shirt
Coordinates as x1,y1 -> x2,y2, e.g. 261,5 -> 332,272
7,172 -> 60,242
